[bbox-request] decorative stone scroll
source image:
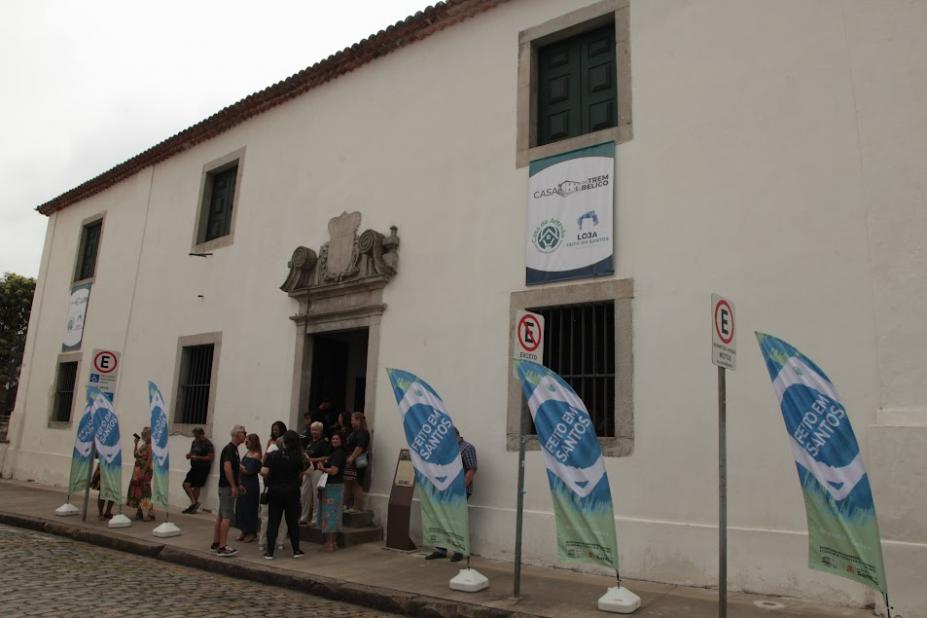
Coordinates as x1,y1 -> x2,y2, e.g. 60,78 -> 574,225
280,212 -> 400,294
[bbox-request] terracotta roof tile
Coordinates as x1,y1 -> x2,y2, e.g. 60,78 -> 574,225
37,0 -> 509,216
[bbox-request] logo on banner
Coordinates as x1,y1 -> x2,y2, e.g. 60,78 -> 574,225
533,175 -> 610,199
577,210 -> 599,230
532,219 -> 565,253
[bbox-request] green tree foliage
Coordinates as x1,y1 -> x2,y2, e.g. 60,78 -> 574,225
0,272 -> 36,414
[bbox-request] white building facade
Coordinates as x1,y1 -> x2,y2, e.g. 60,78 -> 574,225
4,1 -> 925,614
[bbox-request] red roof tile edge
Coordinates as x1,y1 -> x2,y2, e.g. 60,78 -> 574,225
36,0 -> 509,216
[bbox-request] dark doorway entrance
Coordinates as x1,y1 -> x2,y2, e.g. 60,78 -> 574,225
308,329 -> 369,415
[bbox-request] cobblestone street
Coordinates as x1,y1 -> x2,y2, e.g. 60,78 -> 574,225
0,524 -> 399,617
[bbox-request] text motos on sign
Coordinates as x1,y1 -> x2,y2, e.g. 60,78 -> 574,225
711,294 -> 736,370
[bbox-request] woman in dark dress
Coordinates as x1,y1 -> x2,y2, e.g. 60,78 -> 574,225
343,412 -> 370,514
261,430 -> 306,559
318,432 -> 347,552
235,433 -> 262,542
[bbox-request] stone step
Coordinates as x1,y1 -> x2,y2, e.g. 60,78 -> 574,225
342,509 -> 374,528
298,524 -> 383,547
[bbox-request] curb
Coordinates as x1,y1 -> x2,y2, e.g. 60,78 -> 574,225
0,510 -> 534,618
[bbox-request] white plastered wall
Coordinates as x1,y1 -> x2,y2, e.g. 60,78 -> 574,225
6,1 -> 925,614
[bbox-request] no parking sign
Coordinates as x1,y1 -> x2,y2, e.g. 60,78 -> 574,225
513,310 -> 545,363
711,295 -> 736,370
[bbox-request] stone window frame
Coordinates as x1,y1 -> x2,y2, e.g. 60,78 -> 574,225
47,351 -> 83,429
507,278 -> 633,456
191,147 -> 246,253
170,331 -> 222,438
72,212 -> 106,285
516,0 -> 632,168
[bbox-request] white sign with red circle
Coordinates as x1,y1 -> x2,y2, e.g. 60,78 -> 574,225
711,294 -> 736,370
513,310 -> 545,363
93,350 -> 119,374
88,349 -> 121,403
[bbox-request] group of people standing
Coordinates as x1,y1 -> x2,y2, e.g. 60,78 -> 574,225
205,408 -> 371,558
91,405 -> 477,564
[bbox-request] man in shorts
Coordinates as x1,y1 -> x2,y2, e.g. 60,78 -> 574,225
181,427 -> 214,514
212,424 -> 245,557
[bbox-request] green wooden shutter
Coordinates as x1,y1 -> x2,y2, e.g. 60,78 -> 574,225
580,26 -> 617,134
537,25 -> 617,146
205,166 -> 237,241
76,220 -> 102,280
538,38 -> 582,145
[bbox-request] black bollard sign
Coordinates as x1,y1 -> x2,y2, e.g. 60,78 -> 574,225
385,448 -> 417,551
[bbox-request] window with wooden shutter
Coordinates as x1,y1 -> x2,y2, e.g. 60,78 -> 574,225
74,220 -> 102,281
203,165 -> 237,242
537,25 -> 617,146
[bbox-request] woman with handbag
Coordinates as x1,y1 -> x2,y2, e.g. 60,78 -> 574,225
343,412 -> 370,514
235,433 -> 262,543
260,430 -> 305,559
317,432 -> 347,552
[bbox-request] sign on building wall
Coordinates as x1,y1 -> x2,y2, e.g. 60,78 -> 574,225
513,310 -> 545,363
62,283 -> 92,352
88,349 -> 120,403
526,142 -> 614,285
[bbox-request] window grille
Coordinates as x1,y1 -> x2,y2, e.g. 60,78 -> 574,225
527,301 -> 616,437
177,345 -> 214,425
53,362 -> 78,422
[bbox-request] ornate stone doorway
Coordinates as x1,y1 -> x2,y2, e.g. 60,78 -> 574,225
281,212 -> 399,431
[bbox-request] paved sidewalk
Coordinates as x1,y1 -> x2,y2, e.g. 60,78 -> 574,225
0,480 -> 873,618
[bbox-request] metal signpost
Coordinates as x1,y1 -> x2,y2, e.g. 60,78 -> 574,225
711,294 -> 736,618
512,310 -> 544,598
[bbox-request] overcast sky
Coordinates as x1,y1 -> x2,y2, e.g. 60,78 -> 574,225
0,0 -> 432,278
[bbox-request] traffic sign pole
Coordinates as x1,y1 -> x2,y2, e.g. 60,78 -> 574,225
718,366 -> 727,618
513,401 -> 527,598
710,294 -> 735,618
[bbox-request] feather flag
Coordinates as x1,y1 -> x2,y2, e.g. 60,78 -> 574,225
756,332 -> 887,592
148,381 -> 170,507
89,386 -> 123,504
67,394 -> 95,494
514,360 -> 619,570
387,369 -> 470,556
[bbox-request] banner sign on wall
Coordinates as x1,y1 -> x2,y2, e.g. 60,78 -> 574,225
67,394 -> 95,494
386,368 -> 470,557
62,282 -> 92,352
514,359 -> 620,571
89,386 -> 123,504
148,381 -> 170,507
526,142 -> 614,285
756,333 -> 887,593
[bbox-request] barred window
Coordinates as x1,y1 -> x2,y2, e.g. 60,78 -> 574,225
52,362 -> 78,423
527,301 -> 616,437
177,344 -> 214,425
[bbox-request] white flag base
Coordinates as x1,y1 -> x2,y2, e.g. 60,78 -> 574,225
449,568 -> 489,593
152,521 -> 182,538
55,502 -> 80,516
597,586 -> 641,614
107,513 -> 133,528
